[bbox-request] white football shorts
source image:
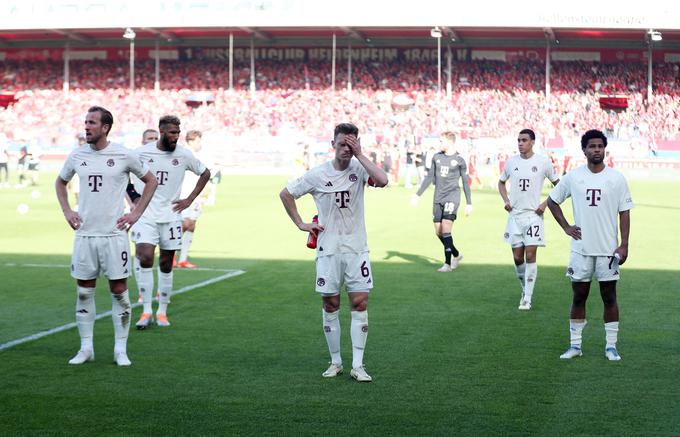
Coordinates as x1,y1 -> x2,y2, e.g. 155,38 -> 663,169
181,200 -> 202,221
71,233 -> 131,280
131,218 -> 183,251
503,214 -> 545,248
315,252 -> 374,295
566,251 -> 620,282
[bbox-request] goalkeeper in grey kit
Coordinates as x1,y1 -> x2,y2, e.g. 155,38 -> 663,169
411,131 -> 472,272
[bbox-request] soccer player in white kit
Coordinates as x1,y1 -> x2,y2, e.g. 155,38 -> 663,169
176,130 -> 212,269
498,129 -> 560,310
547,129 -> 633,361
279,123 -> 388,382
131,116 -> 210,329
55,106 -> 158,366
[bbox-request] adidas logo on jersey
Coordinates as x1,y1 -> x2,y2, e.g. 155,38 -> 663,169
80,162 -> 87,166
325,181 -> 333,187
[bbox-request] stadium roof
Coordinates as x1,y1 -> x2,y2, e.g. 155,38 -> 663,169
1,1 -> 680,50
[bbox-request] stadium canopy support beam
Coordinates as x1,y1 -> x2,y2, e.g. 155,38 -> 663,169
229,32 -> 234,91
544,28 -> 556,102
340,26 -> 365,42
347,41 -> 352,93
63,42 -> 70,96
249,36 -> 255,92
446,43 -> 452,98
331,33 -> 336,91
239,27 -> 272,42
154,38 -> 160,93
441,27 -> 462,44
141,27 -> 178,43
647,42 -> 653,103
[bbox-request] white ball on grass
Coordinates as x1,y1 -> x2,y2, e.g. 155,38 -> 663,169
31,190 -> 41,199
17,203 -> 29,215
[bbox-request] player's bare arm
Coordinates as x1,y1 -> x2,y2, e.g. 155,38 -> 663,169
173,168 -> 211,213
279,188 -> 325,235
346,136 -> 388,187
55,176 -> 82,230
547,197 -> 581,240
615,209 -> 630,264
498,179 -> 512,212
117,171 -> 158,229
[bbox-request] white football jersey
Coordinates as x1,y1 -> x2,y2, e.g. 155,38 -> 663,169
132,143 -> 206,223
500,154 -> 559,218
549,165 -> 633,256
287,159 -> 369,257
59,142 -> 149,236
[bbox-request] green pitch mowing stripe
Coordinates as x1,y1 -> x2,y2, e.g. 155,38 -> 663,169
0,269 -> 245,351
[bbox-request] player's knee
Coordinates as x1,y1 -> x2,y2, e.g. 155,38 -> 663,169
137,253 -> 154,268
323,301 -> 339,313
350,297 -> 368,312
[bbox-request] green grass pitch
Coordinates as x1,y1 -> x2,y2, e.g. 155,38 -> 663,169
0,173 -> 678,436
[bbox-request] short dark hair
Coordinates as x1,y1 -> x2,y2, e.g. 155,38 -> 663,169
334,123 -> 359,138
519,129 -> 535,140
142,128 -> 158,137
159,115 -> 181,129
185,130 -> 202,141
441,131 -> 457,142
88,106 -> 113,133
581,129 -> 608,149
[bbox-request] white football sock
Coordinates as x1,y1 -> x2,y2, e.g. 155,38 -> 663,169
514,262 -> 526,293
179,231 -> 193,262
523,262 -> 537,301
137,267 -> 154,314
322,309 -> 342,365
111,291 -> 131,353
351,310 -> 368,369
569,319 -> 587,349
75,286 -> 96,351
157,267 -> 173,315
132,256 -> 141,288
604,321 -> 619,349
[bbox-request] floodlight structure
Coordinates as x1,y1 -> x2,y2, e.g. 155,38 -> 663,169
123,27 -> 136,91
431,27 -> 442,94
646,30 -> 662,103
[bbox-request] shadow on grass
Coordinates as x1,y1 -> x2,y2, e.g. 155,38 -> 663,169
1,252 -> 679,436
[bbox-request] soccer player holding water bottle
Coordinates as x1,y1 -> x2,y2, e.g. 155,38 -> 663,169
280,123 -> 388,382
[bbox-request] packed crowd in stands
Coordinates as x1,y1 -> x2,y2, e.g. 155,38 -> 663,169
1,59 -> 679,153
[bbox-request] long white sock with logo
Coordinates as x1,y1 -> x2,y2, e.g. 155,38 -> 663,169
179,231 -> 193,262
322,309 -> 342,365
111,291 -> 131,353
605,321 -> 619,349
157,268 -> 173,315
569,319 -> 587,349
351,310 -> 368,369
75,286 -> 96,351
137,267 -> 154,314
524,262 -> 537,301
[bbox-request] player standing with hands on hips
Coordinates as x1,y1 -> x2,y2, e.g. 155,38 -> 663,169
280,123 -> 388,382
55,106 -> 158,366
547,129 -> 633,361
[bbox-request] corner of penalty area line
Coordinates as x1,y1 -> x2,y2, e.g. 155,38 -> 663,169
0,268 -> 247,352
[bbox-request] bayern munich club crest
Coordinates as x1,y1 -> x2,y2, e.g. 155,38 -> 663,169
349,174 -> 358,182
107,159 -> 115,167
532,166 -> 538,172
317,278 -> 326,287
172,158 -> 179,166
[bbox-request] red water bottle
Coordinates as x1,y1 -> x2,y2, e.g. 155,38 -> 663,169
306,214 -> 319,249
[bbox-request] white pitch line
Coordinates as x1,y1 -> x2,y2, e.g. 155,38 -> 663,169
2,263 -> 236,273
0,269 -> 245,352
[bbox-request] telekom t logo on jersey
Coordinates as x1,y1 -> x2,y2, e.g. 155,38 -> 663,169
88,174 -> 103,192
586,188 -> 602,206
518,178 -> 530,191
156,171 -> 169,185
335,191 -> 350,208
